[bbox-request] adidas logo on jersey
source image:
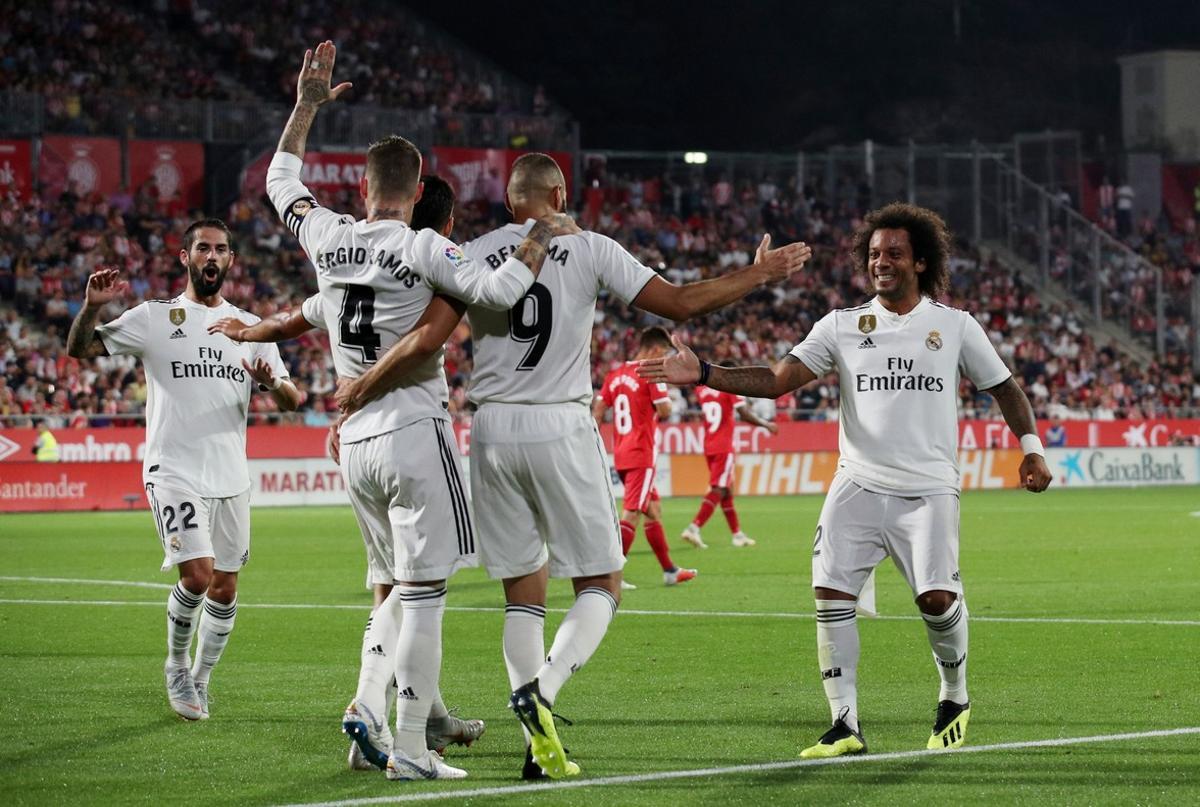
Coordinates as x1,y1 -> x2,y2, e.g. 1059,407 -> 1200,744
397,686 -> 418,701
367,644 -> 385,656
858,337 -> 876,349
170,328 -> 187,339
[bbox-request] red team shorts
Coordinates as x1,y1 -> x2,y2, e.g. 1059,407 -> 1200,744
705,453 -> 736,488
619,467 -> 660,513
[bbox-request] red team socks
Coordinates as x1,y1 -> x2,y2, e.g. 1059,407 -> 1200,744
642,521 -> 675,571
620,520 -> 637,555
721,491 -> 741,533
693,490 -> 722,527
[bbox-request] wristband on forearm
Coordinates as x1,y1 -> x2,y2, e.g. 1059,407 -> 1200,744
1019,433 -> 1045,456
698,360 -> 711,386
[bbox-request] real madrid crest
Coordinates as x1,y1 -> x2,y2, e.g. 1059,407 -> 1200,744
925,330 -> 943,351
858,314 -> 876,334
169,308 -> 186,326
170,534 -> 182,552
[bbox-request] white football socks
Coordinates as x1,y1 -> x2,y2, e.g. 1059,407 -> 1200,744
355,588 -> 403,719
536,587 -> 617,705
166,582 -> 203,669
392,585 -> 447,758
815,599 -> 861,732
191,596 -> 236,686
922,597 -> 969,704
504,603 -> 547,743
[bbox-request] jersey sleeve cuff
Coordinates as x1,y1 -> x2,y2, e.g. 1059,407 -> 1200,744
269,151 -> 304,175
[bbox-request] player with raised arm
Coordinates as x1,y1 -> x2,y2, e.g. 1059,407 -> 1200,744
680,383 -> 778,549
264,42 -> 579,782
594,326 -> 696,588
344,151 -> 812,779
66,219 -> 301,722
210,175 -> 483,771
639,202 -> 1052,758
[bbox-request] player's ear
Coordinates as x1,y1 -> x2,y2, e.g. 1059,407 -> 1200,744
504,192 -> 513,216
413,181 -> 424,205
915,257 -> 926,273
359,175 -> 369,201
441,215 -> 455,238
178,249 -> 188,268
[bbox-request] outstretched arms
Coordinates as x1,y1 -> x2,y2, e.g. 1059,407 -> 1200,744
208,311 -> 314,343
638,334 -> 817,400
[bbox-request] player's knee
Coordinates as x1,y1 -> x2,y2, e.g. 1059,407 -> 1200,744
179,571 -> 210,595
207,574 -> 238,604
916,589 -> 956,615
814,586 -> 856,602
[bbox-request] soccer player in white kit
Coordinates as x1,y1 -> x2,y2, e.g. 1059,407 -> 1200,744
264,41 -> 579,781
640,203 -> 1052,758
347,152 -> 813,778
66,220 -> 302,722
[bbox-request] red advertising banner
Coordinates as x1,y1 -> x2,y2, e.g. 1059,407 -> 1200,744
240,149 -> 367,199
2,419 -> 1198,467
0,139 -> 33,200
129,140 -> 205,209
39,135 -> 122,200
1162,164 -> 1200,228
0,461 -> 147,513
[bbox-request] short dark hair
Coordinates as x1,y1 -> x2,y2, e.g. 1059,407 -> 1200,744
366,135 -> 422,200
411,174 -> 455,232
637,326 -> 672,352
182,218 -> 234,252
851,202 -> 952,298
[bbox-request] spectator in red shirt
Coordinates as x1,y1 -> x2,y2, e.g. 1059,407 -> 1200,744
681,384 -> 778,548
594,327 -> 696,587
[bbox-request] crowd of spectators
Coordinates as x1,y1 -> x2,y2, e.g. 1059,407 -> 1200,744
3,161 -> 1197,432
0,0 -> 557,138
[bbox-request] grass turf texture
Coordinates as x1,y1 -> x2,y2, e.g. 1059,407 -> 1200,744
1,487 -> 1197,805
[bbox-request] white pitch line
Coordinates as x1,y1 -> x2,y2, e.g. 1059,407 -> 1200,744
269,726 -> 1200,807
0,588 -> 1198,627
0,575 -> 173,590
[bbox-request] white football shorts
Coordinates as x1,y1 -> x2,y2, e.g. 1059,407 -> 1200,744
811,473 -> 963,598
471,401 -> 624,579
145,482 -> 251,573
342,418 -> 477,583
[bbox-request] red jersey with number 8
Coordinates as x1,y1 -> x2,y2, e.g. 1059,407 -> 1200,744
600,362 -> 670,470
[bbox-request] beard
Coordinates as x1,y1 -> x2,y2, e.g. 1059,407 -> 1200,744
189,259 -> 228,297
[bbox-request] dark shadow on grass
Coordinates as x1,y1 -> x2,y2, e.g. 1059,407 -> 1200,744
0,715 -> 182,766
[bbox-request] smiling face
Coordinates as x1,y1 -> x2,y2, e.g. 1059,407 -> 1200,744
181,226 -> 234,299
868,227 -> 924,309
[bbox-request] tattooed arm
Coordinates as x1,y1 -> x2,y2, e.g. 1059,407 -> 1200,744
277,39 -> 353,158
67,268 -> 127,358
637,335 -> 817,398
984,376 -> 1053,492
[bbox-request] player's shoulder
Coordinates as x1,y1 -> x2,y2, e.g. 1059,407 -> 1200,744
924,299 -> 975,326
219,300 -> 262,325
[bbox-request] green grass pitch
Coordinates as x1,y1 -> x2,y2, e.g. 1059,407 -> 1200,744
1,488 -> 1198,805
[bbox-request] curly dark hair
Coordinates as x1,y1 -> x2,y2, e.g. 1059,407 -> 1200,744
851,202 -> 953,298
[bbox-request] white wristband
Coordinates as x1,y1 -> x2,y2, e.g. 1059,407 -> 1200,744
1019,434 -> 1045,456
270,375 -> 284,391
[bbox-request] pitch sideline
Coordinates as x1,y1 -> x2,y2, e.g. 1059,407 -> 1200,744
268,726 -> 1200,807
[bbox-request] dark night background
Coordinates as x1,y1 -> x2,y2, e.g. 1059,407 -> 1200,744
410,0 -> 1200,151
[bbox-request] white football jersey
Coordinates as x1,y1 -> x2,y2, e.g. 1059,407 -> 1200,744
790,296 -> 1011,495
462,222 -> 657,405
267,152 -> 535,443
97,295 -> 289,497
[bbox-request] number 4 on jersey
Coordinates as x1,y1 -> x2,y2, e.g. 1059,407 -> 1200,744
339,284 -> 382,363
509,283 -> 553,371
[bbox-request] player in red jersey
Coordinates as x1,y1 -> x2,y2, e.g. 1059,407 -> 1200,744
681,384 -> 778,548
594,327 -> 697,587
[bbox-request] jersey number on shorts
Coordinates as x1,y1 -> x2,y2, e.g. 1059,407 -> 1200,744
508,283 -> 552,371
162,502 -> 198,533
339,284 -> 382,363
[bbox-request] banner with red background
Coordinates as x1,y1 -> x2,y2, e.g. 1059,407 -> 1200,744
39,136 -> 122,199
0,139 -> 33,201
128,140 -> 205,209
2,419 -> 1198,468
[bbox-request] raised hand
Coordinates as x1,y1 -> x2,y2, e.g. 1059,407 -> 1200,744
84,268 -> 128,309
1020,454 -> 1053,493
756,238 -> 813,284
297,40 -> 353,107
208,317 -> 252,342
637,334 -> 701,386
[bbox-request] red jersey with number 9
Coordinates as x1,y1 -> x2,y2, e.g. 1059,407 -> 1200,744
696,385 -> 744,455
600,362 -> 670,470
